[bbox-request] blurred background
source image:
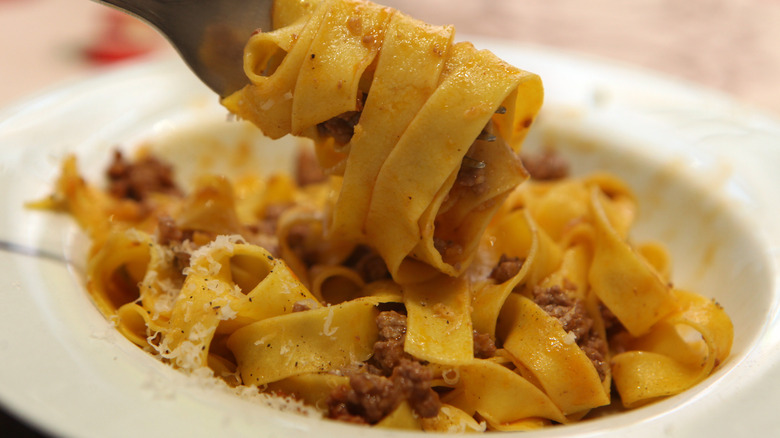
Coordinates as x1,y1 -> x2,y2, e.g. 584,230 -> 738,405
1,0 -> 779,115
0,0 -> 778,435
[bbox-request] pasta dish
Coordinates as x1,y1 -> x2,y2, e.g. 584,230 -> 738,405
34,0 -> 733,432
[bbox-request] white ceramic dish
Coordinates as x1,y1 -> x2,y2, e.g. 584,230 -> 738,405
0,39 -> 779,437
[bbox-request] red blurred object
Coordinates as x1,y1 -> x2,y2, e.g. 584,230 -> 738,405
84,10 -> 160,64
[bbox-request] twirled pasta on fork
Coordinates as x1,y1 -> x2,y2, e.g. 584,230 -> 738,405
222,0 -> 543,282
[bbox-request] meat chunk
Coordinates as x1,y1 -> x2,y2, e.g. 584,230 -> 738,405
155,215 -> 194,272
453,121 -> 497,196
372,310 -> 410,373
107,150 -> 181,201
522,149 -> 569,181
533,285 -> 592,341
600,303 -> 625,335
317,111 -> 361,145
376,310 -> 406,341
253,202 -> 291,236
433,237 -> 463,263
157,215 -> 185,246
354,252 -> 390,283
327,384 -> 369,424
316,94 -> 365,146
489,254 -> 523,283
390,360 -> 441,418
343,245 -> 390,283
533,285 -> 608,380
473,331 -> 497,359
456,159 -> 488,195
295,148 -> 326,186
326,359 -> 440,424
285,223 -> 319,267
580,335 -> 608,381
326,310 -> 442,423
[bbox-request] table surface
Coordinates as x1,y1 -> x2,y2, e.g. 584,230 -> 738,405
1,0 -> 779,116
1,0 -> 778,435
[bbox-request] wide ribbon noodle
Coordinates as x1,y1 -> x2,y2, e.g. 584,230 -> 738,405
35,0 -> 734,432
222,0 -> 543,281
39,148 -> 735,431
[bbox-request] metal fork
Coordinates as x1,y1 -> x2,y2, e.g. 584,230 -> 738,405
93,0 -> 273,97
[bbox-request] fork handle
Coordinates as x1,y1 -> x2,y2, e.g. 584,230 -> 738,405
90,0 -> 273,96
92,0 -> 167,26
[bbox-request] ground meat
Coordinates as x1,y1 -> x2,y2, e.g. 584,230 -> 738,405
157,215 -> 184,246
580,335 -> 609,381
355,252 -> 390,282
156,215 -> 194,272
285,223 -> 319,267
533,285 -> 592,341
317,111 -> 361,145
433,237 -> 463,262
316,94 -> 365,146
473,331 -> 497,359
372,311 -> 410,373
489,254 -> 524,283
376,310 -> 406,340
347,369 -> 404,423
390,359 -> 441,418
343,246 -> 390,283
295,148 -> 326,186
326,359 -> 440,424
452,121 -> 495,196
107,150 -> 181,201
171,245 -> 193,272
327,310 -> 441,423
253,202 -> 291,236
600,303 -> 625,336
521,149 -> 570,181
456,160 -> 488,195
326,384 -> 369,424
533,285 -> 608,380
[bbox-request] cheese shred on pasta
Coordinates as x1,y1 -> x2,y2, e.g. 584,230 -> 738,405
37,0 -> 733,432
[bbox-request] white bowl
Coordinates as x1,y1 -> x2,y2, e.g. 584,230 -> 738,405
0,39 -> 778,437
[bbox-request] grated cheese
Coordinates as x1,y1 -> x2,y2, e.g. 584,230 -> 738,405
218,301 -> 238,320
321,306 -> 339,337
185,234 -> 246,276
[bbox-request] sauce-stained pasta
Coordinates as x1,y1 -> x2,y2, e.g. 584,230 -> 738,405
34,0 -> 733,432
222,0 -> 543,283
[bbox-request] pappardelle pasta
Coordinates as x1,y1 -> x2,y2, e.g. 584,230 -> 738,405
222,0 -> 543,283
34,0 -> 733,432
